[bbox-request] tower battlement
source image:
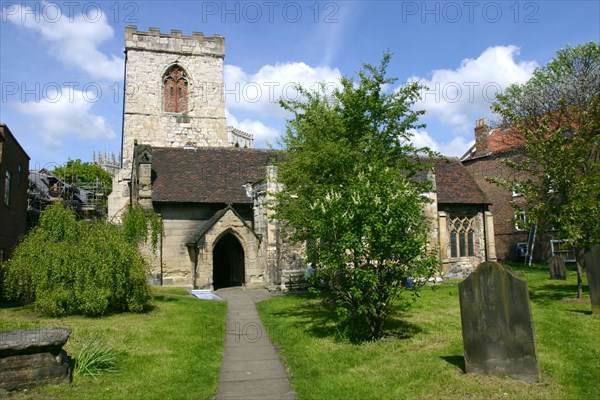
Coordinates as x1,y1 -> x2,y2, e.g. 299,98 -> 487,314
125,25 -> 225,57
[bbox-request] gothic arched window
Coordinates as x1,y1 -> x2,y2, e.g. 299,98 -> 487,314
449,216 -> 475,258
163,65 -> 188,113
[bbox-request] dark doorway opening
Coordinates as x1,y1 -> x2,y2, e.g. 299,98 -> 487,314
213,233 -> 245,290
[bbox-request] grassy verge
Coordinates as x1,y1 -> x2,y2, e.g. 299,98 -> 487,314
1,288 -> 227,400
257,266 -> 600,400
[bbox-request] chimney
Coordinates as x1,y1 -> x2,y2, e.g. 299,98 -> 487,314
474,118 -> 490,156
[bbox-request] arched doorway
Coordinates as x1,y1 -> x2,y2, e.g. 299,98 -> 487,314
213,233 -> 245,289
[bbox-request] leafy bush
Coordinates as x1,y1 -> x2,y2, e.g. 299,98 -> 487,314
2,203 -> 157,316
73,338 -> 117,379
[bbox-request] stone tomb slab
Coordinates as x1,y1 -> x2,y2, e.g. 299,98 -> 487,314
585,245 -> 600,315
548,255 -> 567,280
459,262 -> 540,382
0,328 -> 72,391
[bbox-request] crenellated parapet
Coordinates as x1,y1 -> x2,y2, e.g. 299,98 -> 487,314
125,25 -> 224,57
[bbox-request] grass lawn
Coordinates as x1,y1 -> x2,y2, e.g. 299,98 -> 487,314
257,265 -> 600,400
1,288 -> 227,400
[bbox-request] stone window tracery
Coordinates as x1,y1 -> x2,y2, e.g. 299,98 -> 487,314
163,65 -> 188,113
448,216 -> 475,258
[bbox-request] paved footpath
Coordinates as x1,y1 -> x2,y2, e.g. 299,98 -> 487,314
215,287 -> 295,400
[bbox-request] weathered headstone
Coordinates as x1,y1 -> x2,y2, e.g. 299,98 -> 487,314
584,245 -> 600,315
548,255 -> 567,280
0,328 -> 71,391
459,262 -> 540,382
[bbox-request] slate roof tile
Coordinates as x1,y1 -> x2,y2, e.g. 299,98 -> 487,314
151,147 -> 279,203
434,159 -> 489,204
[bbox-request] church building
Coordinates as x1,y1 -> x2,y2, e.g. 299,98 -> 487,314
108,26 -> 497,290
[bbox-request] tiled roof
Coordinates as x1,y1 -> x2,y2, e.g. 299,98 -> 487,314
151,147 -> 279,203
461,127 -> 524,161
434,159 -> 489,204
186,205 -> 257,245
151,147 -> 487,205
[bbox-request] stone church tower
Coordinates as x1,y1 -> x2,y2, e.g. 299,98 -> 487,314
121,25 -> 229,167
109,26 -> 251,219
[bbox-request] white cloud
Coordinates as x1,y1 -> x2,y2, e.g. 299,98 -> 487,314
16,88 -> 115,149
3,2 -> 123,80
225,109 -> 281,148
410,129 -> 474,158
313,3 -> 360,65
224,62 -> 342,118
407,46 -> 538,132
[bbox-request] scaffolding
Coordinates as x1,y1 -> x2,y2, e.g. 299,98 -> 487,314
27,170 -> 108,228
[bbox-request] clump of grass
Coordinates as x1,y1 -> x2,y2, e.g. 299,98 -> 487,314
73,338 -> 117,379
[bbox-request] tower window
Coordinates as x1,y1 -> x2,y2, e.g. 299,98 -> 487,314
163,65 -> 189,113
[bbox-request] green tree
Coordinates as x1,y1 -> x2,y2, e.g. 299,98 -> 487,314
492,42 -> 600,298
3,203 -> 162,316
52,159 -> 113,192
275,53 -> 439,342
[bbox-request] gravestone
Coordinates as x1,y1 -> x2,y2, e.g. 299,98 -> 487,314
0,328 -> 71,391
548,255 -> 567,280
584,245 -> 600,315
459,262 -> 540,382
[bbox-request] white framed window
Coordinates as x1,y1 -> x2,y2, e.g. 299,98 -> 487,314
550,239 -> 576,263
514,211 -> 527,231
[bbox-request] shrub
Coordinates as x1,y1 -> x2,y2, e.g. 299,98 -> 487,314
3,203 -> 155,316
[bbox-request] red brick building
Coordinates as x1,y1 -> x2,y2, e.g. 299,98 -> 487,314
461,119 -> 546,262
0,124 -> 30,262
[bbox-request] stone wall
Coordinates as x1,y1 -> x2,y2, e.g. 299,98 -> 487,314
155,203 -> 254,287
438,205 -> 490,279
423,169 -> 440,256
228,126 -> 254,148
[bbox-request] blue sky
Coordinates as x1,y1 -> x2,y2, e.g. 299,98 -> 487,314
1,1 -> 598,169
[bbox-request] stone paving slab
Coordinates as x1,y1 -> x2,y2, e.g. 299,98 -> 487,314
215,287 -> 295,400
223,345 -> 279,361
218,378 -> 295,400
220,368 -> 289,382
223,333 -> 272,348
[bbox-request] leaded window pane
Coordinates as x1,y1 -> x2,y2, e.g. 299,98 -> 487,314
468,230 -> 474,257
450,232 -> 458,258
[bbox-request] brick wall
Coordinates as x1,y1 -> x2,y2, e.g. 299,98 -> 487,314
0,124 -> 30,261
463,152 -> 546,261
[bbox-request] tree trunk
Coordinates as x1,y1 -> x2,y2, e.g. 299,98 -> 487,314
576,261 -> 583,300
